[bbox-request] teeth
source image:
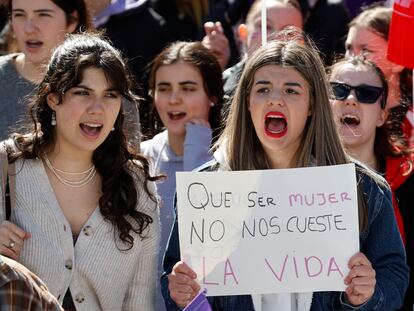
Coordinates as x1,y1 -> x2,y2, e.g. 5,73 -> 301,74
342,114 -> 359,121
83,123 -> 102,128
170,112 -> 183,116
267,115 -> 284,119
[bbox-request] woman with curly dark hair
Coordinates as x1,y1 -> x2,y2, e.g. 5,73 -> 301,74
0,32 -> 161,311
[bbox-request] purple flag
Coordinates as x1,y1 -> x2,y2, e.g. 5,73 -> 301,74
183,289 -> 212,311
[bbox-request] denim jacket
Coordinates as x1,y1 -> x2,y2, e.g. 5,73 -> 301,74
161,161 -> 409,311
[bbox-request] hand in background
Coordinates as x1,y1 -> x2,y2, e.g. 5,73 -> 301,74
202,21 -> 231,71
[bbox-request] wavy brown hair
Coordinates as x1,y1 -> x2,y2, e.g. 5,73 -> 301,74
8,32 -> 161,249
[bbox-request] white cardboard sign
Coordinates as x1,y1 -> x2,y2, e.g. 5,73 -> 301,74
176,164 -> 359,296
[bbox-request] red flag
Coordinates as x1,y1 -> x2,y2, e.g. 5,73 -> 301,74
388,0 -> 414,69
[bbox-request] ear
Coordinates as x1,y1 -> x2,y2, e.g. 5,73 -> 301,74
238,24 -> 248,45
67,11 -> 79,34
47,93 -> 58,111
376,108 -> 388,127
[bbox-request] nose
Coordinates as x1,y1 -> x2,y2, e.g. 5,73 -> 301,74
267,89 -> 284,107
169,91 -> 180,105
87,97 -> 104,114
24,18 -> 39,34
345,90 -> 358,107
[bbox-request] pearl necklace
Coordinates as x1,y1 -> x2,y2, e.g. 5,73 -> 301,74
44,155 -> 96,188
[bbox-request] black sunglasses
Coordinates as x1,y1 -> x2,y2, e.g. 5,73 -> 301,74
330,82 -> 383,105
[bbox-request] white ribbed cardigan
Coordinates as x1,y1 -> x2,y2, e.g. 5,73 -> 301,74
0,158 -> 160,311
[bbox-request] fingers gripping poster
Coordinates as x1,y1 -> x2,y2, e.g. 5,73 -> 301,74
176,164 -> 359,296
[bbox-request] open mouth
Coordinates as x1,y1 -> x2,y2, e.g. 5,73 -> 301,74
26,40 -> 43,50
80,123 -> 103,137
168,111 -> 186,121
340,114 -> 360,127
264,111 -> 288,138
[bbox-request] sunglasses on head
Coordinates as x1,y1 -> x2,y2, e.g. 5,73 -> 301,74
330,82 -> 384,105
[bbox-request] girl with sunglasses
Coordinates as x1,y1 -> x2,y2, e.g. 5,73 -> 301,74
329,56 -> 414,311
161,39 -> 408,311
345,6 -> 414,184
346,9 -> 414,309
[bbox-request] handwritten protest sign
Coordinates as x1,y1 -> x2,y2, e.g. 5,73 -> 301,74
176,163 -> 359,296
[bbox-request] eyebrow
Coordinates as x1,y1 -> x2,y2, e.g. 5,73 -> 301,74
255,80 -> 271,85
255,80 -> 303,88
12,9 -> 56,14
74,85 -> 118,92
156,81 -> 198,86
179,81 -> 198,86
285,82 -> 303,88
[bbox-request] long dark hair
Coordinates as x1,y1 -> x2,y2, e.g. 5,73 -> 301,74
147,41 -> 224,139
9,32 -> 160,249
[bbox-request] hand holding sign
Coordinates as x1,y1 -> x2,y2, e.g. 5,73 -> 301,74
176,164 -> 360,296
344,252 -> 376,306
168,261 -> 201,308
